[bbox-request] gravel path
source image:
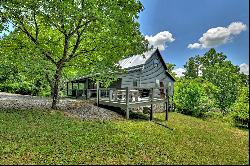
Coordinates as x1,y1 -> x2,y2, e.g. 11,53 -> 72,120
0,92 -> 123,120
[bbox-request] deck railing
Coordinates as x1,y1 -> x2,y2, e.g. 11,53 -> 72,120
96,87 -> 169,120
98,87 -> 167,103
67,87 -> 170,120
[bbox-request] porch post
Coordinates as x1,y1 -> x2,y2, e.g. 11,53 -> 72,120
165,89 -> 169,121
96,81 -> 99,106
125,87 -> 130,119
150,88 -> 154,121
71,82 -> 73,96
76,81 -> 79,99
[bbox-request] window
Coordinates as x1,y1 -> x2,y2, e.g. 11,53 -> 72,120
133,78 -> 138,87
155,79 -> 160,87
168,82 -> 172,95
168,82 -> 172,87
153,59 -> 159,67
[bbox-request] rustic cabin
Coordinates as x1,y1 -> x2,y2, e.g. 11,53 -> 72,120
66,48 -> 175,119
114,48 -> 175,96
67,48 -> 175,97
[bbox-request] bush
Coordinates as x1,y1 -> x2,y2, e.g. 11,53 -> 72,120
204,110 -> 224,120
229,86 -> 249,127
0,80 -> 51,97
173,78 -> 218,117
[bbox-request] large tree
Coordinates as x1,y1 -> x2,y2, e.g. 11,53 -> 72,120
203,61 -> 242,112
183,48 -> 244,112
1,0 -> 148,109
183,55 -> 200,78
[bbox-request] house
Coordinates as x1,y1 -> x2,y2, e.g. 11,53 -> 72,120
66,48 -> 175,98
110,48 -> 175,95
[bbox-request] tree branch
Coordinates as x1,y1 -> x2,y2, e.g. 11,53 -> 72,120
19,24 -> 38,44
56,35 -> 69,67
33,11 -> 39,40
65,45 -> 98,62
68,17 -> 93,37
18,19 -> 57,65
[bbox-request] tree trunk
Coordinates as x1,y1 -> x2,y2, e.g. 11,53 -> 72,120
44,72 -> 54,97
51,67 -> 63,109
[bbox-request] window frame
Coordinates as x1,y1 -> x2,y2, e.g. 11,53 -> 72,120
153,59 -> 159,67
133,78 -> 138,87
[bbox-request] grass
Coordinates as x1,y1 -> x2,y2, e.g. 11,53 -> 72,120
0,109 -> 248,165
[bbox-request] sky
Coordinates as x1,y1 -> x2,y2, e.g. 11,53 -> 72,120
1,0 -> 248,76
138,0 -> 249,76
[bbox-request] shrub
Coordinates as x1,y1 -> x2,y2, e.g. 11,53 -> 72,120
229,86 -> 249,127
173,78 -> 218,117
0,80 -> 51,97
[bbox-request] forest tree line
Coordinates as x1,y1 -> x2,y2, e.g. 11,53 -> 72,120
167,48 -> 249,127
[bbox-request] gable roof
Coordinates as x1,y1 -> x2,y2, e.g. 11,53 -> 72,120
118,49 -> 156,69
119,48 -> 175,82
69,48 -> 175,83
154,49 -> 175,82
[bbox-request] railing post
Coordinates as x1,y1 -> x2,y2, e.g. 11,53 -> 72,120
76,83 -> 78,99
150,88 -> 154,121
109,89 -> 112,101
165,88 -> 169,121
86,89 -> 89,99
126,87 -> 130,119
114,89 -> 118,101
135,89 -> 139,102
150,103 -> 153,121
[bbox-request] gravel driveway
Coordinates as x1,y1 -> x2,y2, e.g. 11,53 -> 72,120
0,92 -> 123,120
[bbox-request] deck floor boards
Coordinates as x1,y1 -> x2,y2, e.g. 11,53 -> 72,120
99,97 -> 165,109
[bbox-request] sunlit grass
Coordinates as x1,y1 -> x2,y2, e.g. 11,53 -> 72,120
0,109 -> 248,165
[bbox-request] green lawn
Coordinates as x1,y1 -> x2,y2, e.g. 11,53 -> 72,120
0,109 -> 248,165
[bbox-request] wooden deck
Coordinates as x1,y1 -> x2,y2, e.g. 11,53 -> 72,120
66,86 -> 170,120
97,87 -> 169,120
99,97 -> 165,109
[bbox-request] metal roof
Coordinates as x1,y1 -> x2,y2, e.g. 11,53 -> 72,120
68,48 -> 175,83
118,49 -> 156,69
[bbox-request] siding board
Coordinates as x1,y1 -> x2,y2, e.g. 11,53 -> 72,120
120,51 -> 173,91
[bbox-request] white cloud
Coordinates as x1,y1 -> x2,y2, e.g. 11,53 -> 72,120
173,68 -> 186,77
239,63 -> 249,75
228,22 -> 247,35
145,31 -> 175,51
187,22 -> 247,49
187,43 -> 202,49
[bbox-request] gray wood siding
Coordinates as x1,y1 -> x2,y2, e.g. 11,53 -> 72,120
140,52 -> 167,88
121,52 -> 168,88
164,78 -> 174,96
120,51 -> 174,96
121,70 -> 141,88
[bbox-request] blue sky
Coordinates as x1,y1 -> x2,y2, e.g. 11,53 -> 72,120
138,0 -> 249,76
1,0 -> 248,76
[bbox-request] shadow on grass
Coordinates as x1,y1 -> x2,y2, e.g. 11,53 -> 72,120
98,104 -> 149,120
234,124 -> 249,131
153,120 -> 174,130
97,104 -> 126,117
98,104 -> 173,130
